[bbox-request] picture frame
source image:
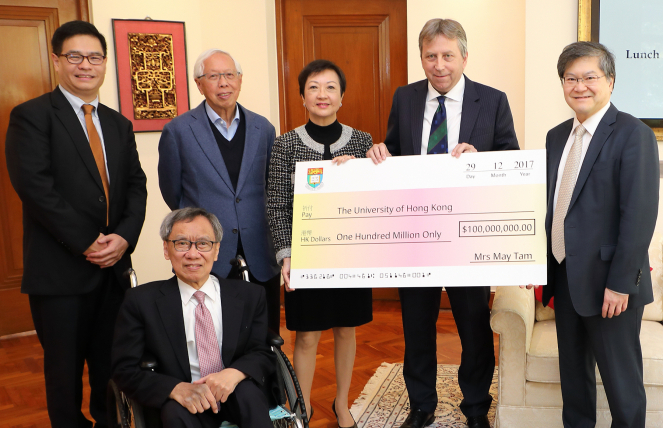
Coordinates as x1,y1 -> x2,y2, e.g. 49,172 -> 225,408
578,0 -> 663,140
112,19 -> 190,132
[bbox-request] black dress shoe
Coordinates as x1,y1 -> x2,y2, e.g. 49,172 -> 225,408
466,415 -> 490,428
399,409 -> 435,428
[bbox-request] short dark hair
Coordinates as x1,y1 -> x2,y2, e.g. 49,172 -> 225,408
557,41 -> 615,83
51,20 -> 107,56
298,59 -> 346,96
159,207 -> 224,242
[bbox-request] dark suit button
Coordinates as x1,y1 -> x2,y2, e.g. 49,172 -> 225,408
236,197 -> 241,203
99,196 -> 105,203
233,228 -> 238,234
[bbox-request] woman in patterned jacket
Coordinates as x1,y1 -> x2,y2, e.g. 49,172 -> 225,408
267,59 -> 373,428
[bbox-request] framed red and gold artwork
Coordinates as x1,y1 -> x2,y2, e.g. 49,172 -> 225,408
112,19 -> 190,132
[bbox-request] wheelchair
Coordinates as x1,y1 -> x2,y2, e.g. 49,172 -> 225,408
108,259 -> 310,428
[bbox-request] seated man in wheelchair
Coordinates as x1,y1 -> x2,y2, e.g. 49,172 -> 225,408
111,207 -> 275,428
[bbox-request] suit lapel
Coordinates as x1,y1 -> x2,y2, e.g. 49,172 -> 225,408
51,88 -> 105,194
458,76 -> 480,145
220,280 -> 244,366
188,102 -> 235,194
568,104 -> 617,212
235,105 -> 259,195
156,277 -> 191,381
410,80 -> 427,155
97,105 -> 120,202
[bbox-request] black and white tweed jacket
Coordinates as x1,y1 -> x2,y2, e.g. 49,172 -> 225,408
267,124 -> 373,264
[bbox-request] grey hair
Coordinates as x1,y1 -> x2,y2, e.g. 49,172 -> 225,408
193,49 -> 243,78
159,207 -> 223,242
557,41 -> 616,83
418,19 -> 468,59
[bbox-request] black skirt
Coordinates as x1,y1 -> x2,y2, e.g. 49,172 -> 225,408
284,286 -> 373,332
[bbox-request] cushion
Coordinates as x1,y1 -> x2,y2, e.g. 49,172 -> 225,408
526,320 -> 663,386
535,300 -> 555,321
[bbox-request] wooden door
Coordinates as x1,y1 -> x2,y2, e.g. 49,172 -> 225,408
276,0 -> 407,301
276,0 -> 407,144
0,0 -> 89,336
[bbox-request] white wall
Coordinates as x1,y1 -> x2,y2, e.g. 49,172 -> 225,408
89,0 -> 582,283
524,0 -> 578,149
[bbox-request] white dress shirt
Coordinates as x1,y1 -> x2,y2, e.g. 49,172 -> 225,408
552,101 -> 611,211
420,75 -> 465,155
205,101 -> 241,140
178,275 -> 223,381
59,85 -> 110,183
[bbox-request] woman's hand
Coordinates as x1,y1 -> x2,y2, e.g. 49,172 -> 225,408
332,155 -> 355,165
282,257 -> 293,291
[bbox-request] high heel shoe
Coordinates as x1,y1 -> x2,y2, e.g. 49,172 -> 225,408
332,398 -> 358,428
305,406 -> 314,421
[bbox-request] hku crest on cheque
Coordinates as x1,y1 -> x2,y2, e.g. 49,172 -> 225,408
307,167 -> 323,190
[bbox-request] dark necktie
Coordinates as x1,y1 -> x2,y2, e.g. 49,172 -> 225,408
82,104 -> 109,225
427,95 -> 448,154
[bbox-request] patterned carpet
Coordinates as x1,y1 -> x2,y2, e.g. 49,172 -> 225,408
350,363 -> 497,428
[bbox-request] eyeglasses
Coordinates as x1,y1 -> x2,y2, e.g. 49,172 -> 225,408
198,72 -> 240,82
59,53 -> 106,65
168,239 -> 218,252
561,75 -> 605,86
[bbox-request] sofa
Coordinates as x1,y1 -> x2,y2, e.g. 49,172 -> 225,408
490,233 -> 663,427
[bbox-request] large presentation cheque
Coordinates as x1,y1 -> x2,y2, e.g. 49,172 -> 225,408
290,149 -> 547,289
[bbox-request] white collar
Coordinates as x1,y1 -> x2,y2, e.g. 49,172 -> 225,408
427,74 -> 465,103
572,101 -> 611,137
177,275 -> 219,305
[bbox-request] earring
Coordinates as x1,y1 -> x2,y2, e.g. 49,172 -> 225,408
340,102 -> 342,107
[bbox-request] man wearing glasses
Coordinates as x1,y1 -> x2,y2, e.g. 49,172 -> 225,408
5,20 -> 147,427
535,41 -> 658,427
158,49 -> 281,335
112,207 -> 274,428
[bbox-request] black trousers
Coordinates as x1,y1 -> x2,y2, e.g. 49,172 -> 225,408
160,379 -> 273,428
399,286 -> 495,416
29,272 -> 123,428
553,261 -> 646,428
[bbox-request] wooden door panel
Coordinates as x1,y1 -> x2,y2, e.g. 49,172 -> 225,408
306,20 -> 383,142
277,0 -> 407,144
0,1 -> 86,336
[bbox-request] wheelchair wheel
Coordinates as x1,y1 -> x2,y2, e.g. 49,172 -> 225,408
107,379 -> 132,428
272,346 -> 309,428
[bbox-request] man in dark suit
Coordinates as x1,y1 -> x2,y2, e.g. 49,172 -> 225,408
5,21 -> 147,428
541,41 -> 658,428
158,49 -> 280,334
367,19 -> 519,428
112,207 -> 274,428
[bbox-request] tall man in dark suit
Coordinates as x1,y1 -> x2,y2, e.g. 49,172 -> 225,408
5,21 -> 147,428
112,207 -> 274,428
541,41 -> 658,428
367,19 -> 519,428
159,49 -> 280,333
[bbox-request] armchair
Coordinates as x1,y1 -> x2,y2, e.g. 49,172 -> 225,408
490,233 -> 663,427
